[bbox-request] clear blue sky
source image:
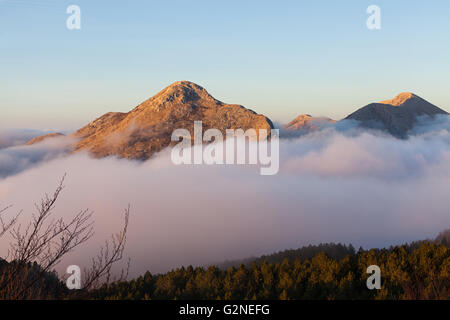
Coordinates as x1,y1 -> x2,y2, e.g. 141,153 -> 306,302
1,0 -> 450,130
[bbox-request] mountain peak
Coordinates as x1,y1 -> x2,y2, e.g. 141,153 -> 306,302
162,81 -> 213,100
67,81 -> 273,159
163,80 -> 207,96
285,114 -> 312,128
379,92 -> 418,106
284,114 -> 336,132
168,80 -> 203,89
294,114 -> 313,120
136,81 -> 219,112
345,92 -> 448,138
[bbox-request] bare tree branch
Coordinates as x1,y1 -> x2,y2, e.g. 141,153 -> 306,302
0,176 -> 130,300
0,205 -> 21,239
80,205 -> 130,291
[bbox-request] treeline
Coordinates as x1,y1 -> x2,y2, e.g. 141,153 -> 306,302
91,242 -> 449,300
218,243 -> 356,269
219,232 -> 450,269
1,238 -> 448,300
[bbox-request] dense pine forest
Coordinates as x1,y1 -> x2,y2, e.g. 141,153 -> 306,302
91,240 -> 449,300
1,237 -> 449,300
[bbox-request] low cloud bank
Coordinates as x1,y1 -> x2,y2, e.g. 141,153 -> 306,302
1,116 -> 450,276
0,129 -> 46,149
0,135 -> 75,178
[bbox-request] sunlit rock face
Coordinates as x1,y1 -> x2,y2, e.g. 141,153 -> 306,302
27,81 -> 274,160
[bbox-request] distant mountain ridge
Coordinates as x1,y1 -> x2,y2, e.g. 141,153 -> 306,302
344,92 -> 448,138
282,92 -> 448,138
26,89 -> 449,152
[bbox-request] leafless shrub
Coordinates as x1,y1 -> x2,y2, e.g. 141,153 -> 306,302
80,205 -> 130,291
0,175 -> 130,300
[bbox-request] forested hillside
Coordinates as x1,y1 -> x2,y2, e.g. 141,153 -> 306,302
1,237 -> 448,300
217,243 -> 356,269
91,242 -> 449,300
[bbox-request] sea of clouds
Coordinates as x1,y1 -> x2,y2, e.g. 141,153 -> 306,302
0,128 -> 47,150
1,116 -> 450,277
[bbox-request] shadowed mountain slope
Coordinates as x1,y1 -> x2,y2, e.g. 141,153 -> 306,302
344,92 -> 448,138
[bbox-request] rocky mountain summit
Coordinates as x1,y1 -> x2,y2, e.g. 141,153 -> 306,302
27,81 -> 273,159
344,92 -> 448,138
283,114 -> 336,133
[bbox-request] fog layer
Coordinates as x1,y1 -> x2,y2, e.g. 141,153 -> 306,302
1,117 -> 450,276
